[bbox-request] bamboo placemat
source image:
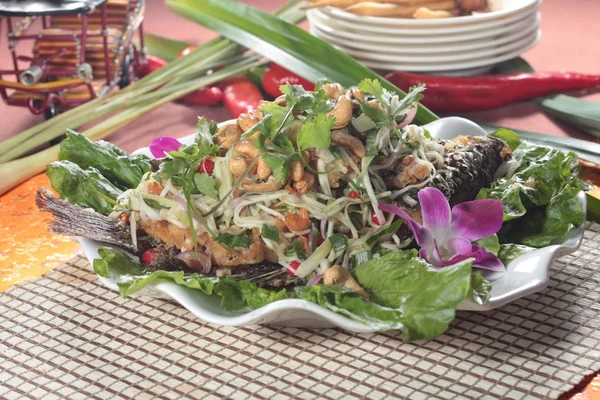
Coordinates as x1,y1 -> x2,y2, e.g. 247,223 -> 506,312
1,223 -> 599,400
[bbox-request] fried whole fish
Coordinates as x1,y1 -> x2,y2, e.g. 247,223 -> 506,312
36,189 -> 298,287
399,135 -> 511,210
391,135 -> 511,242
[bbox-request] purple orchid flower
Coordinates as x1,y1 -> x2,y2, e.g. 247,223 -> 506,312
149,137 -> 183,159
379,187 -> 505,271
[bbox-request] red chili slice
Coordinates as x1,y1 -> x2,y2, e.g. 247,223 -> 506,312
142,249 -> 158,264
287,261 -> 301,276
197,158 -> 215,174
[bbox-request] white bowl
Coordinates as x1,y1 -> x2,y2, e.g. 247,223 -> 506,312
311,3 -> 539,36
320,26 -> 540,63
320,0 -> 540,27
358,30 -> 541,72
308,9 -> 539,42
310,14 -> 540,53
80,117 -> 585,331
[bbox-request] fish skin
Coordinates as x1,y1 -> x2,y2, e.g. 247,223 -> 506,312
36,189 -> 291,283
401,135 -> 511,209
394,135 -> 511,239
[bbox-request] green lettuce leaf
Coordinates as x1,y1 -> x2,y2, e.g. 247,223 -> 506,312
93,247 -> 487,342
295,285 -> 405,332
498,244 -> 536,265
477,141 -> 585,247
93,248 -> 288,310
59,130 -> 152,189
471,274 -> 492,305
352,250 -> 476,341
47,161 -> 122,215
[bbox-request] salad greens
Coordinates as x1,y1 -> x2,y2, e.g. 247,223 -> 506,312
59,130 -> 153,190
477,132 -> 587,247
94,247 -> 487,341
47,161 -> 122,215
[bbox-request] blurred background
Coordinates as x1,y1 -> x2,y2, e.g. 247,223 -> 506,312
1,0 -> 599,153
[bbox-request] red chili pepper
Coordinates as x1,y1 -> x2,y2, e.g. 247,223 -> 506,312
317,235 -> 325,246
348,190 -> 360,199
118,212 -> 130,224
287,261 -> 301,276
262,63 -> 315,98
220,77 -> 265,117
173,46 -> 223,107
142,249 -> 158,264
134,55 -> 168,78
371,211 -> 382,226
181,87 -> 224,107
385,70 -> 600,112
197,158 -> 215,174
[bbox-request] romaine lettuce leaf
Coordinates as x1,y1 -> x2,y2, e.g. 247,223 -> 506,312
47,161 -> 122,215
352,251 -> 476,341
477,141 -> 586,247
294,285 -> 405,332
93,248 -> 289,310
498,243 -> 535,265
93,247 -> 488,342
59,130 -> 152,189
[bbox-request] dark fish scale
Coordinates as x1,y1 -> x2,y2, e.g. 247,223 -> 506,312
401,136 -> 510,208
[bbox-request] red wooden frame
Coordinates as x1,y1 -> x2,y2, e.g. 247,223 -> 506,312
0,1 -> 145,115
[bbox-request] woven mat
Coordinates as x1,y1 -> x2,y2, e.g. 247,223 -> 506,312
1,224 -> 600,400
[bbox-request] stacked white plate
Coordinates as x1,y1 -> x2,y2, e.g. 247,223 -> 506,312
307,0 -> 542,75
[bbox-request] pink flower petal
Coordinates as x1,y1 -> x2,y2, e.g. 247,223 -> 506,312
446,236 -> 473,256
444,244 -> 505,271
149,137 -> 183,159
451,199 -> 504,241
417,188 -> 451,237
379,203 -> 432,248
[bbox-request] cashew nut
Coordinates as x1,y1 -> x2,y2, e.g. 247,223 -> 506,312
323,265 -> 369,298
327,170 -> 342,189
228,156 -> 249,177
257,157 -> 272,180
326,95 -> 353,129
290,160 -> 305,182
274,94 -> 287,106
234,141 -> 259,159
293,171 -> 315,195
215,123 -> 242,150
320,83 -> 345,99
346,87 -> 364,103
331,130 -> 366,158
242,176 -> 283,192
237,111 -> 262,132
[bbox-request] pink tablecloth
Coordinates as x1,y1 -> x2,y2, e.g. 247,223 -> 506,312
1,0 -> 599,153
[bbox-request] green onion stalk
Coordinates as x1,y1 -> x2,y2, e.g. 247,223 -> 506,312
0,1 -> 304,194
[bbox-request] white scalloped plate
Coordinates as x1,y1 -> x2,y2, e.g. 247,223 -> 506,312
80,117 -> 585,331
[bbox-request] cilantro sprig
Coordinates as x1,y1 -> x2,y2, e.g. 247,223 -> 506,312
249,84 -> 336,183
155,118 -> 221,250
356,79 -> 425,132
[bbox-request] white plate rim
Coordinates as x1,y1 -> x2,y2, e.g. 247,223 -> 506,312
81,117 -> 585,331
317,26 -> 540,62
310,15 -> 540,54
308,10 -> 540,43
358,30 -> 542,72
319,0 -> 540,27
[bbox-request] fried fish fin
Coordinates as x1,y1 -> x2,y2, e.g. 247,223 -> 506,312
35,188 -> 136,253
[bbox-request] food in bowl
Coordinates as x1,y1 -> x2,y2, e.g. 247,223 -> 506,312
304,0 -> 489,19
38,80 -> 585,341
